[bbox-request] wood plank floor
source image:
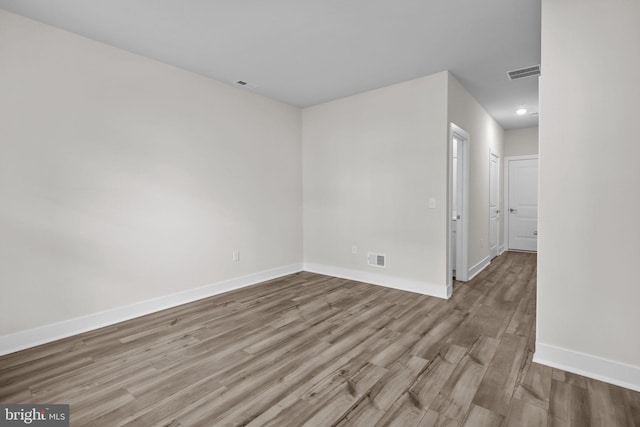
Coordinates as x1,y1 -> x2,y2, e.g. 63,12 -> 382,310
1,251 -> 639,426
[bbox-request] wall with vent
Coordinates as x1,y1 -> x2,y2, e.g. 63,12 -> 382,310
303,72 -> 451,297
302,71 -> 505,297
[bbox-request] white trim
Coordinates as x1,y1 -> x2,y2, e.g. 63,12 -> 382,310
304,263 -> 451,299
467,255 -> 491,280
534,342 -> 640,392
498,244 -> 506,255
0,263 -> 303,356
504,154 -> 539,251
489,150 -> 500,260
505,154 -> 539,161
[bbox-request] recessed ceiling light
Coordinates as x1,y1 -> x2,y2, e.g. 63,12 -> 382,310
516,107 -> 528,115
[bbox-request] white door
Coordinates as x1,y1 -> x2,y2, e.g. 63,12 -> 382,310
449,123 -> 469,285
508,158 -> 538,251
489,153 -> 499,259
450,137 -> 464,278
451,138 -> 458,277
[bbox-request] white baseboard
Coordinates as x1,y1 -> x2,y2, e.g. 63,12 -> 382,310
0,263 -> 303,356
498,244 -> 506,255
534,342 -> 640,392
303,263 -> 451,299
468,255 -> 490,281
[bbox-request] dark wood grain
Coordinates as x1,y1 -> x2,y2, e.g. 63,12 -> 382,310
1,251 -> 638,426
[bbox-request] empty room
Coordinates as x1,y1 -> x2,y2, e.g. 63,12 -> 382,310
1,1 -> 639,426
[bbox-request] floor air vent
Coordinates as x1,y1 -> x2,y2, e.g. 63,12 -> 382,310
367,252 -> 386,268
507,65 -> 541,80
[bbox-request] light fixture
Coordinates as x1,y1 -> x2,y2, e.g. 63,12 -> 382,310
516,106 -> 528,115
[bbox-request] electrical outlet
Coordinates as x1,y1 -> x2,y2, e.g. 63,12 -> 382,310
351,245 -> 357,255
233,250 -> 240,262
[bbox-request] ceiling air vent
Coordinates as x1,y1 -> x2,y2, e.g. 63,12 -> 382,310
235,80 -> 258,89
367,252 -> 386,268
507,65 -> 541,80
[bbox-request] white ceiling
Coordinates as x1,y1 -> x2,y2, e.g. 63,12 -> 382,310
0,0 -> 541,129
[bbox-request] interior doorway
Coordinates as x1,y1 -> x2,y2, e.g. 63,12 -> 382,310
449,124 -> 469,290
505,155 -> 539,251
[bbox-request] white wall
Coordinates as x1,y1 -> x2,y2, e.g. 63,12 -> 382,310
447,74 -> 505,272
0,11 -> 302,337
303,72 -> 504,297
303,73 -> 450,297
0,10 -> 509,353
504,127 -> 538,157
537,0 -> 640,389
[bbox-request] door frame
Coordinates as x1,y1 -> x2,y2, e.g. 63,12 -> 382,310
504,154 -> 539,251
489,150 -> 500,259
448,123 -> 470,290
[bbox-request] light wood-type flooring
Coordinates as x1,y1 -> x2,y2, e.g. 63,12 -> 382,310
1,252 -> 639,426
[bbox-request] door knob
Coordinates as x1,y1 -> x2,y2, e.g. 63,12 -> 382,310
509,208 -> 518,213
496,210 -> 500,214
534,231 -> 538,236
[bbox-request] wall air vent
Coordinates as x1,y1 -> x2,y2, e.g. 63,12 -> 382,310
367,252 -> 386,268
507,65 -> 541,80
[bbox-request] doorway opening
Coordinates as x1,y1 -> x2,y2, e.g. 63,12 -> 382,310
448,123 -> 469,291
504,155 -> 539,252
